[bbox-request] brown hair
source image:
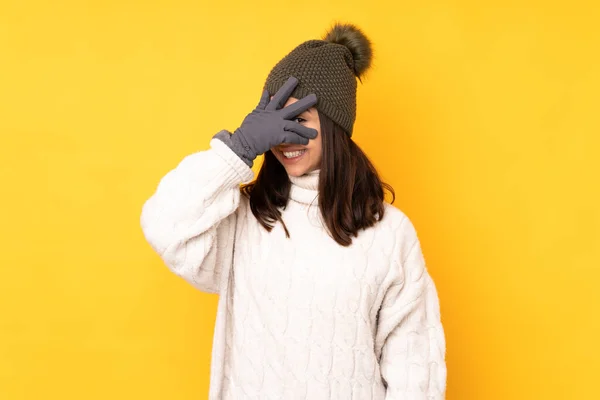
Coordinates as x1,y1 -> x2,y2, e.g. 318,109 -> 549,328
240,112 -> 395,246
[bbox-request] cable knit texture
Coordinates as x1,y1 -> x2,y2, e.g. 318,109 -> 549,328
141,139 -> 447,399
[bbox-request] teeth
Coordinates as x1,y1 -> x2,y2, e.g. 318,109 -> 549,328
283,150 -> 306,158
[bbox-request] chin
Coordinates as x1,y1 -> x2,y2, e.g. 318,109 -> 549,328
284,165 -> 310,177
273,148 -> 315,177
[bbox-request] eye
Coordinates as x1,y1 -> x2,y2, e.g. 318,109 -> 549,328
294,117 -> 307,124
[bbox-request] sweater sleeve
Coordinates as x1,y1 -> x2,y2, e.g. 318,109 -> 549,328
377,217 -> 447,399
140,135 -> 254,294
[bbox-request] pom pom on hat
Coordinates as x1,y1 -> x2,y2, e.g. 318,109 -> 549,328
323,23 -> 373,79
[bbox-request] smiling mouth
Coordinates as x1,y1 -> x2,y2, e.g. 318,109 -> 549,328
282,149 -> 307,159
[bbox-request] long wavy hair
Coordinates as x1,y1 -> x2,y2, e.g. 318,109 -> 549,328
240,111 -> 395,246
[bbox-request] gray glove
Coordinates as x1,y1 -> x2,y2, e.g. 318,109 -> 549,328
214,76 -> 318,167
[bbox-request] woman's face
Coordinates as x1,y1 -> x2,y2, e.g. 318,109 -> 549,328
271,96 -> 322,177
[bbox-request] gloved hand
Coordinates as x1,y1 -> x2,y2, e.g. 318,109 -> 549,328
214,76 -> 318,167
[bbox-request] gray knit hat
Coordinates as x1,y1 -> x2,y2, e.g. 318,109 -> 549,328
264,23 -> 373,136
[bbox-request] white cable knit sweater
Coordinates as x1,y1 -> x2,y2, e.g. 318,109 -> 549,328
140,138 -> 447,399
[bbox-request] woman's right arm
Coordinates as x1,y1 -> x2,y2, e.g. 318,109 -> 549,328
140,136 -> 254,294
141,77 -> 318,294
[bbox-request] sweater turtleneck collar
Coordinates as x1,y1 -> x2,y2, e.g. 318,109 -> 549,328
288,169 -> 320,205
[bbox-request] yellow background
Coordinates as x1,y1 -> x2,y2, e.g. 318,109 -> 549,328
1,0 -> 599,399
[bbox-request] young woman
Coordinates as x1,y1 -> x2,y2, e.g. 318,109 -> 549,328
141,23 -> 446,399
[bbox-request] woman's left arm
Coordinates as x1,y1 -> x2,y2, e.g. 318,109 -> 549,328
377,217 -> 447,399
